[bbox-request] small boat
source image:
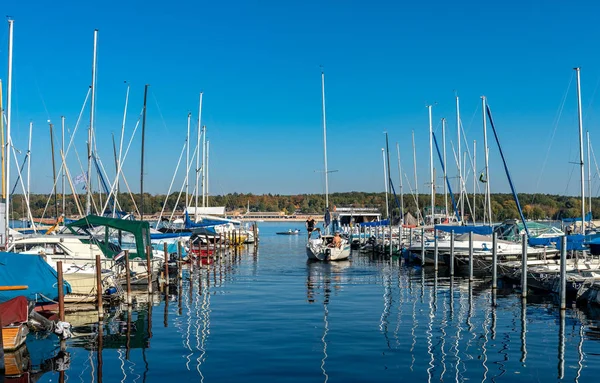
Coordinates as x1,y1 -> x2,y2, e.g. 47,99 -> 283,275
276,229 -> 300,235
307,235 -> 351,261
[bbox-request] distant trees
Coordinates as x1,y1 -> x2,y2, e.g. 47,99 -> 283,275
7,191 -> 600,222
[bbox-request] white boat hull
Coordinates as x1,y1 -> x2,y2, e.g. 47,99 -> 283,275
306,241 -> 351,261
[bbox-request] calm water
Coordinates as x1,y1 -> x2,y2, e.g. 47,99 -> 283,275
18,222 -> 600,382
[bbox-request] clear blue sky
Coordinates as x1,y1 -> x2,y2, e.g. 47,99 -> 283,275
2,0 -> 600,198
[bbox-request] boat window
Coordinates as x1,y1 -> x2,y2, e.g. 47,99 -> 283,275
54,244 -> 66,255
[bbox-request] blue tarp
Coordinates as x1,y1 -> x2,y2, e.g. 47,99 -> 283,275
528,234 -> 587,251
0,252 -> 71,302
435,225 -> 494,235
562,212 -> 593,223
150,232 -> 191,240
359,220 -> 390,227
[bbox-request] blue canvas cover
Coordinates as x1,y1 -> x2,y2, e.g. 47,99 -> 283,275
435,225 -> 494,235
528,234 -> 586,251
0,252 -> 72,302
562,212 -> 592,223
359,219 -> 390,227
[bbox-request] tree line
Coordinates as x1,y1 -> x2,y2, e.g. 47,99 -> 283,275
8,191 -> 598,222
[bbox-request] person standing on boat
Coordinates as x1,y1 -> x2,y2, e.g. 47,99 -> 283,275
306,216 -> 316,239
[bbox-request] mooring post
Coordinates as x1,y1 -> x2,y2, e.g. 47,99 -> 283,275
492,232 -> 498,290
468,231 -> 474,282
125,250 -> 132,305
434,229 -> 438,271
420,227 -> 425,266
560,236 -> 567,310
177,241 -> 183,280
521,233 -> 528,299
409,227 -> 413,249
163,243 -> 169,287
253,222 -> 258,246
57,261 -> 65,321
96,254 -> 104,319
450,230 -> 455,276
146,245 -> 153,294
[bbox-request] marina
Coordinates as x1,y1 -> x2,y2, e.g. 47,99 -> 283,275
2,223 -> 600,381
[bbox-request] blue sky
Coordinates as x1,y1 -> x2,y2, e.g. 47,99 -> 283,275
2,0 -> 600,198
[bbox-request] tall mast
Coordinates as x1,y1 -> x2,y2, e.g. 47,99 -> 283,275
482,96 -> 492,224
473,140 -> 476,223
5,19 -> 14,245
86,29 -> 98,216
61,116 -> 65,216
201,125 -> 207,207
588,131 -> 592,219
575,67 -> 585,232
385,132 -> 392,219
396,142 -> 404,224
206,140 -> 210,207
412,130 -> 420,222
185,112 -> 191,209
456,95 -> 464,221
140,84 -> 149,221
321,70 -> 329,210
428,105 -> 434,224
195,92 -> 203,220
50,123 -> 58,218
111,134 -> 118,217
27,122 -> 32,216
115,82 -> 129,216
442,118 -> 448,217
382,148 -> 389,219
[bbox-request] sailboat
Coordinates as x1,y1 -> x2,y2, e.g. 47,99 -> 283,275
306,70 -> 350,262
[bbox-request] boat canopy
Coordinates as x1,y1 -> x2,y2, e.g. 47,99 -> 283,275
562,212 -> 592,223
435,225 -> 493,235
66,215 -> 151,259
359,219 -> 390,227
0,252 -> 72,302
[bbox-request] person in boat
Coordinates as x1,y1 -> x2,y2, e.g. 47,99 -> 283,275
306,216 -> 316,239
330,232 -> 342,249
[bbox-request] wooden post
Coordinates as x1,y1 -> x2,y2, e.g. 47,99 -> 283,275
146,245 -> 153,294
560,236 -> 567,310
96,254 -> 104,319
521,233 -> 528,299
57,261 -> 65,321
433,229 -> 438,271
450,231 -> 455,276
468,231 -> 474,282
409,227 -> 413,249
125,250 -> 132,305
253,222 -> 258,246
163,243 -> 169,287
205,234 -> 210,259
420,228 -> 425,266
177,241 -> 183,280
492,232 -> 498,290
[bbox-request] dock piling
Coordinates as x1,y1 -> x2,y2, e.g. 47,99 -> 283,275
95,254 -> 104,319
560,236 -> 567,310
420,228 -> 425,266
434,229 -> 438,271
125,250 -> 132,305
450,231 -> 455,276
468,231 -> 474,282
492,233 -> 498,291
521,233 -> 528,299
163,243 -> 169,288
146,245 -> 153,294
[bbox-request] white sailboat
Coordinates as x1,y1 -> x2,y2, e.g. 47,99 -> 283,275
306,70 -> 350,262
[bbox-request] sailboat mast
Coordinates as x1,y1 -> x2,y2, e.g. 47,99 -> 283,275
575,67 -> 585,231
49,123 -> 58,218
321,70 -> 329,210
115,83 -> 129,216
5,19 -> 14,245
428,105 -> 434,224
456,95 -> 463,221
206,141 -> 210,207
27,121 -> 32,216
587,131 -> 592,220
0,79 -> 4,201
382,148 -> 389,219
442,118 -> 448,217
186,112 -> 191,209
195,92 -> 203,220
86,29 -> 98,216
412,130 -> 419,221
473,140 -> 476,223
61,116 -> 65,216
201,125 -> 206,208
396,142 -> 404,223
140,84 -> 149,221
482,96 -> 492,224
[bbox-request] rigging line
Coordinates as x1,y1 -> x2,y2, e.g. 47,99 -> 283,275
583,73 -> 600,124
532,72 -> 574,205
151,90 -> 171,134
156,140 -> 187,227
463,101 -> 481,137
33,74 -> 51,121
168,148 -> 198,223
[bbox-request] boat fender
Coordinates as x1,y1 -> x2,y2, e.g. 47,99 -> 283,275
105,286 -> 118,295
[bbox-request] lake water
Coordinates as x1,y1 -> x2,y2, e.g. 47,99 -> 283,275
17,222 -> 600,382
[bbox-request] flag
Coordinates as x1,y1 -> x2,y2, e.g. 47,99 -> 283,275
73,172 -> 87,186
324,207 -> 331,228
